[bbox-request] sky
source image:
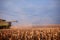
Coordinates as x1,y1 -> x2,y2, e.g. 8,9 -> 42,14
0,0 -> 60,26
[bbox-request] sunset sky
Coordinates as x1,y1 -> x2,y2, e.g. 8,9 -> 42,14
0,0 -> 60,26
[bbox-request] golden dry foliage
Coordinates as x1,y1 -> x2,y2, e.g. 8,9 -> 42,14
0,27 -> 60,40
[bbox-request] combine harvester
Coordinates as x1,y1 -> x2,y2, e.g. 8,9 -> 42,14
0,19 -> 17,29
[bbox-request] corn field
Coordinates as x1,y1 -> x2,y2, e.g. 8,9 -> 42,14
0,27 -> 60,40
